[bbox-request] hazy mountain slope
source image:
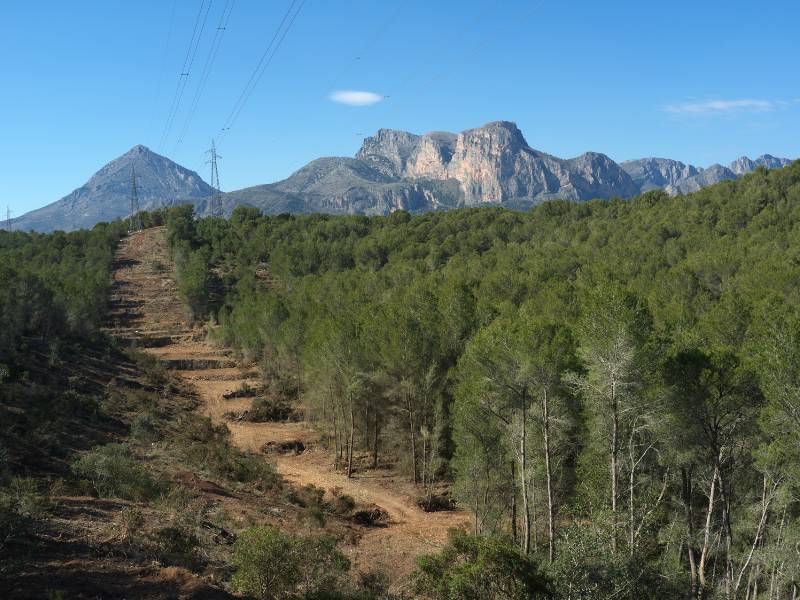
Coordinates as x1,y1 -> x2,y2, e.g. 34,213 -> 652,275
665,164 -> 739,196
622,154 -> 795,196
620,158 -> 702,192
13,145 -> 213,232
729,154 -> 793,175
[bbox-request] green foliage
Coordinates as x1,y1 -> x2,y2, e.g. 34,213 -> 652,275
412,529 -> 551,599
70,443 -> 159,501
231,526 -> 350,600
0,220 -> 125,361
176,415 -> 281,490
152,524 -> 199,567
161,163 -> 800,597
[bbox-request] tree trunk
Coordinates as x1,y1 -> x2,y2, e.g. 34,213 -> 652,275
421,434 -> 428,493
519,391 -> 531,555
406,391 -> 418,485
511,460 -> 518,547
682,466 -> 699,598
542,388 -> 555,562
372,413 -> 380,468
629,429 -> 635,557
332,394 -> 341,471
611,379 -> 619,554
698,464 -> 719,599
346,395 -> 355,478
735,474 -> 771,596
716,468 -> 734,600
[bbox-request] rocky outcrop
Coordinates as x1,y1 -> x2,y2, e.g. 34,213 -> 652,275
621,158 -> 702,192
355,121 -> 638,204
729,154 -> 792,175
665,164 -> 738,196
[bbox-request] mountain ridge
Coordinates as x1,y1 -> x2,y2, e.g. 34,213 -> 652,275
12,122 -> 796,231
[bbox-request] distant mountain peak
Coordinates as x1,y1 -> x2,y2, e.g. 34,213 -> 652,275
14,145 -> 213,232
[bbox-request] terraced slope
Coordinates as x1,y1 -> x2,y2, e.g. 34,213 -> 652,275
109,226 -> 468,586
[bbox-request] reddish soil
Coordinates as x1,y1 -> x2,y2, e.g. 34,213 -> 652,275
110,227 -> 468,589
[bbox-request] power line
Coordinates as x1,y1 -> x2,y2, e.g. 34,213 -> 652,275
217,0 -> 307,145
206,140 -> 223,217
158,0 -> 214,151
148,0 -> 179,140
175,0 -> 236,150
325,2 -> 404,92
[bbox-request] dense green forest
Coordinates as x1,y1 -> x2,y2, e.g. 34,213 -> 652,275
0,222 -> 126,362
165,162 -> 800,599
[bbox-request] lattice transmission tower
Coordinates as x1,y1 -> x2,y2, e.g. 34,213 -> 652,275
207,140 -> 223,218
4,206 -> 12,231
129,166 -> 142,232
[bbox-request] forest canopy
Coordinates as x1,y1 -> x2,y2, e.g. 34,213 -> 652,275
163,162 -> 800,599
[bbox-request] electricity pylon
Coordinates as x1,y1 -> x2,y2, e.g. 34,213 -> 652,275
206,140 -> 223,218
129,166 -> 142,232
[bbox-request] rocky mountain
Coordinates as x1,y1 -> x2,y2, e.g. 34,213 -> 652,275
12,145 -> 214,232
620,158 -> 702,192
622,154 -> 794,198
664,164 -> 738,196
729,154 -> 793,175
229,121 -> 640,215
14,122 -> 796,231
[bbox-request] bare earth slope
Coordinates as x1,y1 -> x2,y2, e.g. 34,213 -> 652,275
110,226 -> 468,585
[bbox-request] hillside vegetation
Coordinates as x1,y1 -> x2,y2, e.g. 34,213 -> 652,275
165,162 -> 800,599
0,219 -> 400,599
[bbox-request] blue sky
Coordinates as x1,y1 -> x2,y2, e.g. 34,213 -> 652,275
3,0 -> 799,217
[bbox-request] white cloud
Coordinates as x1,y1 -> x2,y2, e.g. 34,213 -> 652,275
329,90 -> 384,107
663,99 -> 775,115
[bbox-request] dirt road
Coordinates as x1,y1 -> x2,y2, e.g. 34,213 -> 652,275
108,226 -> 468,586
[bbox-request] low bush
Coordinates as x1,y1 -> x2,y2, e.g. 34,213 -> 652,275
115,506 -> 144,543
412,529 -> 552,600
177,415 -> 281,491
231,526 -> 350,600
0,479 -> 47,554
246,396 -> 294,422
284,484 -> 326,527
416,493 -> 456,513
329,489 -> 356,516
0,494 -> 27,554
152,524 -> 199,567
130,412 -> 160,442
71,443 -> 159,500
6,477 -> 51,517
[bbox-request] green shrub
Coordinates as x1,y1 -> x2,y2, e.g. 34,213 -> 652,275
58,389 -> 99,419
0,478 -> 47,553
329,489 -> 356,516
115,506 -> 144,543
412,530 -> 551,600
231,527 -> 350,600
152,524 -> 198,567
247,396 -> 294,422
71,443 -> 158,500
6,477 -> 51,517
130,412 -> 160,442
177,415 -> 280,490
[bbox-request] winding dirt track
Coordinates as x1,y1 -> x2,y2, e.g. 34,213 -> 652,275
108,227 -> 468,586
